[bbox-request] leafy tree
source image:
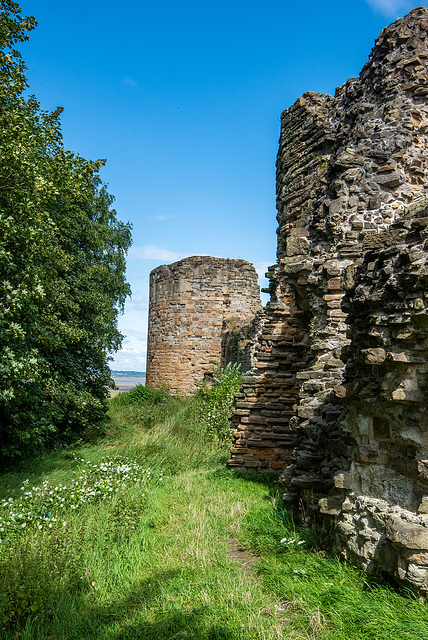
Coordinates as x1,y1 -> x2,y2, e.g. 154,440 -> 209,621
0,1 -> 132,459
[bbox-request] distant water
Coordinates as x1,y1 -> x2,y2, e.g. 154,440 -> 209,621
113,376 -> 146,391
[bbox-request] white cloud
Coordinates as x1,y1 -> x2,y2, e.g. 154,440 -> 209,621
128,244 -> 187,262
151,214 -> 178,221
128,244 -> 212,263
364,0 -> 412,16
123,76 -> 140,88
110,329 -> 147,370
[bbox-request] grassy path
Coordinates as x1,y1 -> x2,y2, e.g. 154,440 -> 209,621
0,397 -> 427,639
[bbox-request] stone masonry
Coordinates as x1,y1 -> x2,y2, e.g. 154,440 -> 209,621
146,256 -> 261,395
228,7 -> 428,594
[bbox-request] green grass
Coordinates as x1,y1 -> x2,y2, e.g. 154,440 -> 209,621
0,393 -> 427,639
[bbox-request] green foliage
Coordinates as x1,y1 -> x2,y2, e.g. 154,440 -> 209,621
239,492 -> 428,640
0,2 -> 132,459
190,363 -> 244,444
240,497 -> 308,554
0,457 -> 163,547
0,525 -> 85,628
109,385 -> 170,433
115,384 -> 169,407
108,393 -> 223,474
0,1 -> 36,99
0,401 -> 427,639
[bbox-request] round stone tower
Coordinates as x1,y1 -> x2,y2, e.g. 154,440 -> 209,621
146,256 -> 262,395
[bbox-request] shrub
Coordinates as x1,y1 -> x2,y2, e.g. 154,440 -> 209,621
190,363 -> 244,444
0,524 -> 85,628
114,384 -> 169,407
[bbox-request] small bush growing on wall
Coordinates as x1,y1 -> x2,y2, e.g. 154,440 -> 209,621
192,363 -> 244,444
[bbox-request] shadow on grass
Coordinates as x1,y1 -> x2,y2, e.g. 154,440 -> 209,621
105,610 -> 245,640
210,466 -> 280,495
8,569 -> 254,640
0,449 -> 80,499
92,570 -> 249,640
218,468 -> 321,553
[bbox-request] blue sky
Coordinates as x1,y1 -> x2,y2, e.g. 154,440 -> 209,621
18,0 -> 417,370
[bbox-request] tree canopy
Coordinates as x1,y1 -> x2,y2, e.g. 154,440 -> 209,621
0,1 -> 132,459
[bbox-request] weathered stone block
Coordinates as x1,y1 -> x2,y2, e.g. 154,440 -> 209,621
286,236 -> 310,256
362,348 -> 386,364
386,516 -> 428,550
319,497 -> 343,515
418,496 -> 428,514
418,461 -> 428,481
406,564 -> 428,588
242,460 -> 260,468
333,472 -> 355,490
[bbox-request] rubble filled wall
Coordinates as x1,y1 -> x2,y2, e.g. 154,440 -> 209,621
228,7 -> 428,594
329,209 -> 428,593
146,256 -> 261,395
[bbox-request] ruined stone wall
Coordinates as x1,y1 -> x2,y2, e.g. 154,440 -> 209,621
329,209 -> 428,592
146,256 -> 261,395
228,7 -> 428,594
227,93 -> 334,473
221,312 -> 263,374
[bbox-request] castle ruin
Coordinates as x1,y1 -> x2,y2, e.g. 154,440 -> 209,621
227,7 -> 428,595
145,8 -> 428,594
146,256 -> 261,395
